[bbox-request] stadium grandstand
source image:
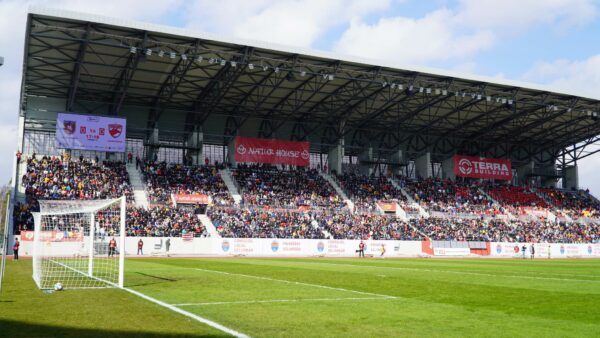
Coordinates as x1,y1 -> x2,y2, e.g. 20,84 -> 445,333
5,6 -> 600,260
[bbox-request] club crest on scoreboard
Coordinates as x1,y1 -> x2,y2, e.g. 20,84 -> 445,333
63,120 -> 76,135
108,124 -> 123,138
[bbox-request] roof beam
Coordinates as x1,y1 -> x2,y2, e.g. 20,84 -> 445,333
65,22 -> 91,112
147,40 -> 200,130
108,31 -> 148,115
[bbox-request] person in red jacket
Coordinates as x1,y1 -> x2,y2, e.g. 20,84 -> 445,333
108,238 -> 117,257
137,239 -> 144,255
13,238 -> 20,261
358,241 -> 365,258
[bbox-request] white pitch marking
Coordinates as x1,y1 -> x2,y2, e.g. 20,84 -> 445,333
173,296 -> 396,307
124,287 -> 251,338
296,261 -> 600,283
194,267 -> 396,298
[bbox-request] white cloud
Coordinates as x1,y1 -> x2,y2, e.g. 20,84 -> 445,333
522,55 -> 600,99
183,0 -> 390,47
333,9 -> 494,65
332,0 -> 598,66
456,0 -> 598,33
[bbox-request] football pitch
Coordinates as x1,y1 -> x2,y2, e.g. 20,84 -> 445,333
2,257 -> 600,337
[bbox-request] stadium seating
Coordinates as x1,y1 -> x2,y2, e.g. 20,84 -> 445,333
208,207 -> 325,239
487,185 -> 548,208
232,164 -> 345,210
335,173 -> 406,213
127,206 -> 207,237
12,154 -> 600,244
141,161 -> 233,206
14,155 -> 133,233
403,178 -> 496,215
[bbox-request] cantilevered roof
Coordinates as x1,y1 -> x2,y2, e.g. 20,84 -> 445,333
20,7 -> 600,166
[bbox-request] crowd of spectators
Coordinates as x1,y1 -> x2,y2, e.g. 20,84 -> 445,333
126,206 -> 207,237
539,188 -> 600,219
208,207 -> 325,239
336,173 -> 406,213
22,155 -> 132,201
141,161 -> 233,206
10,153 -> 600,244
404,178 -> 498,215
320,212 -> 423,240
412,217 -> 514,242
14,154 -> 133,234
233,164 -> 345,210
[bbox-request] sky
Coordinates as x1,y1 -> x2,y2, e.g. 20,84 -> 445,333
1,0 -> 600,193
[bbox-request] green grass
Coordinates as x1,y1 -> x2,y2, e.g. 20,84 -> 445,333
3,257 -> 600,337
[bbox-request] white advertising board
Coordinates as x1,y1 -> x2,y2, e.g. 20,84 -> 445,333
56,112 -> 126,152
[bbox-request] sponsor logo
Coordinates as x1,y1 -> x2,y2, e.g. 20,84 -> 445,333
221,240 -> 230,252
513,245 -> 519,253
496,244 -> 502,254
108,124 -> 123,138
560,245 -> 565,255
458,158 -> 473,175
63,121 -> 76,135
588,245 -> 593,255
301,150 -> 310,160
271,240 -> 279,252
237,144 -> 247,155
317,241 -> 325,253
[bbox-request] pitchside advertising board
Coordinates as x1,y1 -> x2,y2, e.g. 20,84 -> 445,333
453,154 -> 512,180
235,136 -> 310,166
56,113 -> 127,152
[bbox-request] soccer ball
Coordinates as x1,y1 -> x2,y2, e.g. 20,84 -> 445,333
53,282 -> 64,291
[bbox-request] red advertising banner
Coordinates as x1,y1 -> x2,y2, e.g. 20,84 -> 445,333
172,194 -> 210,205
20,230 -> 83,242
234,136 -> 310,166
453,155 -> 512,180
377,201 -> 397,213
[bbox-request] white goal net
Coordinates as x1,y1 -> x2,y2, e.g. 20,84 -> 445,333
32,197 -> 126,290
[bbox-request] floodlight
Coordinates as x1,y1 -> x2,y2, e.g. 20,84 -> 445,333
248,63 -> 254,69
130,46 -> 137,54
181,54 -> 187,60
169,52 -> 176,59
158,50 -> 164,57
145,49 -> 152,56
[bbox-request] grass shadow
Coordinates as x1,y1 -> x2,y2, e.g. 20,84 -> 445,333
126,272 -> 180,287
0,319 -> 230,338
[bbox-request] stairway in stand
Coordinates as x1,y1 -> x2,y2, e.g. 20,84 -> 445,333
219,169 -> 242,204
199,214 -> 221,238
319,171 -> 354,212
126,163 -> 149,209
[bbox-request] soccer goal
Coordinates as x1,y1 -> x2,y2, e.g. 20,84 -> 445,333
32,197 -> 126,290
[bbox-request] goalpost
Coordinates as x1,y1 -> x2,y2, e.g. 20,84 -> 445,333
32,197 -> 126,290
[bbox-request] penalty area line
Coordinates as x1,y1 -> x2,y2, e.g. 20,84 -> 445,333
173,296 -> 396,307
194,267 -> 397,299
123,287 -> 251,338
